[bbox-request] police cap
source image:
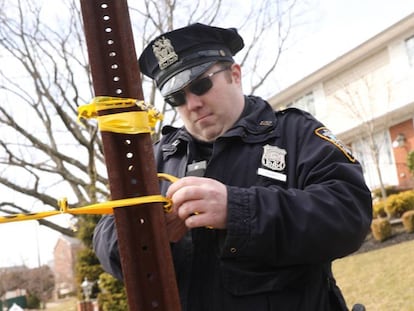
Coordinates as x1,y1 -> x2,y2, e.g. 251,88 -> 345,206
138,23 -> 244,96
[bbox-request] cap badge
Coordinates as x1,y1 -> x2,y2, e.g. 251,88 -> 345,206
261,144 -> 286,171
152,36 -> 178,70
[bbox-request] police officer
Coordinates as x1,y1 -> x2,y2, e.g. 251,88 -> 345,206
93,23 -> 372,310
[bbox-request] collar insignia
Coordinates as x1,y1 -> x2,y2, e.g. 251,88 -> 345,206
152,36 -> 178,70
262,144 -> 286,171
259,120 -> 273,126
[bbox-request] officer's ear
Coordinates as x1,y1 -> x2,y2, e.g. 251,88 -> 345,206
229,63 -> 242,85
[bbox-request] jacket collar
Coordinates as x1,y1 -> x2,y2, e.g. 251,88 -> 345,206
223,95 -> 278,142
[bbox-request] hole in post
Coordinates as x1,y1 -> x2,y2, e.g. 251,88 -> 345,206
107,39 -> 114,45
116,88 -> 123,94
139,218 -> 145,224
101,3 -> 108,9
103,15 -> 110,21
105,27 -> 112,33
126,152 -> 133,158
113,76 -> 120,82
111,64 -> 118,69
109,51 -> 116,57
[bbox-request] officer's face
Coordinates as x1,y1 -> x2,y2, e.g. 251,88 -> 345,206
176,63 -> 245,142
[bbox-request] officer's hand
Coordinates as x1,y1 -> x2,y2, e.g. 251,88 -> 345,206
164,210 -> 188,242
166,176 -> 228,229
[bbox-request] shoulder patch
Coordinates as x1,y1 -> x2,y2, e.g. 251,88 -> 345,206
314,127 -> 356,163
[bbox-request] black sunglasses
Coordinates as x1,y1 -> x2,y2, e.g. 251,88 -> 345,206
164,66 -> 231,107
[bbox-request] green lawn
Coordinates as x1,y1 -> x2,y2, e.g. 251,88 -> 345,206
333,239 -> 414,311
44,297 -> 77,311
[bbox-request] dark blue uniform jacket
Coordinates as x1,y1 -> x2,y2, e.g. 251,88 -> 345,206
93,95 -> 372,311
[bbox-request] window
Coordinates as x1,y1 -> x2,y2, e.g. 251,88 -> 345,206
287,92 -> 315,115
405,35 -> 414,67
352,130 -> 398,189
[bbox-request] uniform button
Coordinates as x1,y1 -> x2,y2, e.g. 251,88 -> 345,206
230,247 -> 237,253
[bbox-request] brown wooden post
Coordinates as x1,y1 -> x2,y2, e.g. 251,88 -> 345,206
77,301 -> 94,311
79,1 -> 181,310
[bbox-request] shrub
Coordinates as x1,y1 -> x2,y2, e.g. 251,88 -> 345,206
407,150 -> 414,177
384,190 -> 414,218
370,218 -> 392,242
371,185 -> 400,200
402,210 -> 414,233
97,272 -> 127,311
372,200 -> 387,218
26,293 -> 40,309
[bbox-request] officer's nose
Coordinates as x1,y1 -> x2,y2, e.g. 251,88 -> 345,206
184,91 -> 204,111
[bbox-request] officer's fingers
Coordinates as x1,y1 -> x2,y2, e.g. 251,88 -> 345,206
176,199 -> 205,220
166,176 -> 206,198
185,212 -> 213,229
169,184 -> 207,212
177,200 -> 227,229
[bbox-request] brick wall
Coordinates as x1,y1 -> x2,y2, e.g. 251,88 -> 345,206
390,119 -> 414,189
53,236 -> 83,298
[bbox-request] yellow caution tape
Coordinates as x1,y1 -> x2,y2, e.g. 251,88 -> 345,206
77,96 -> 163,132
97,111 -> 152,134
0,97 -> 170,225
0,173 -> 178,224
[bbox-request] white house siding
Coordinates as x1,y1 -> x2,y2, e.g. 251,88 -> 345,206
268,13 -> 414,190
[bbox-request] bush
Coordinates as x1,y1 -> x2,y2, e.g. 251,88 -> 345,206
26,293 -> 40,309
373,200 -> 387,218
371,218 -> 392,242
371,186 -> 400,200
402,210 -> 414,233
407,151 -> 414,177
97,273 -> 127,311
384,190 -> 414,218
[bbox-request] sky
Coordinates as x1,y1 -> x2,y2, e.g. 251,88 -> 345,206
277,0 -> 414,89
1,0 -> 414,269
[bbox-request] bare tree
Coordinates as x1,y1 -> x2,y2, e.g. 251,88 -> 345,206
331,73 -> 393,201
0,0 -> 311,235
25,265 -> 55,308
0,265 -> 54,308
0,266 -> 27,296
0,0 -> 106,236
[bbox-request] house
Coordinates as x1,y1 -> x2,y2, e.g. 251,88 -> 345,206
53,235 -> 83,298
268,12 -> 414,191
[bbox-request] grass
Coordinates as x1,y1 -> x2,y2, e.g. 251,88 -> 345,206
333,239 -> 414,311
44,297 -> 77,311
